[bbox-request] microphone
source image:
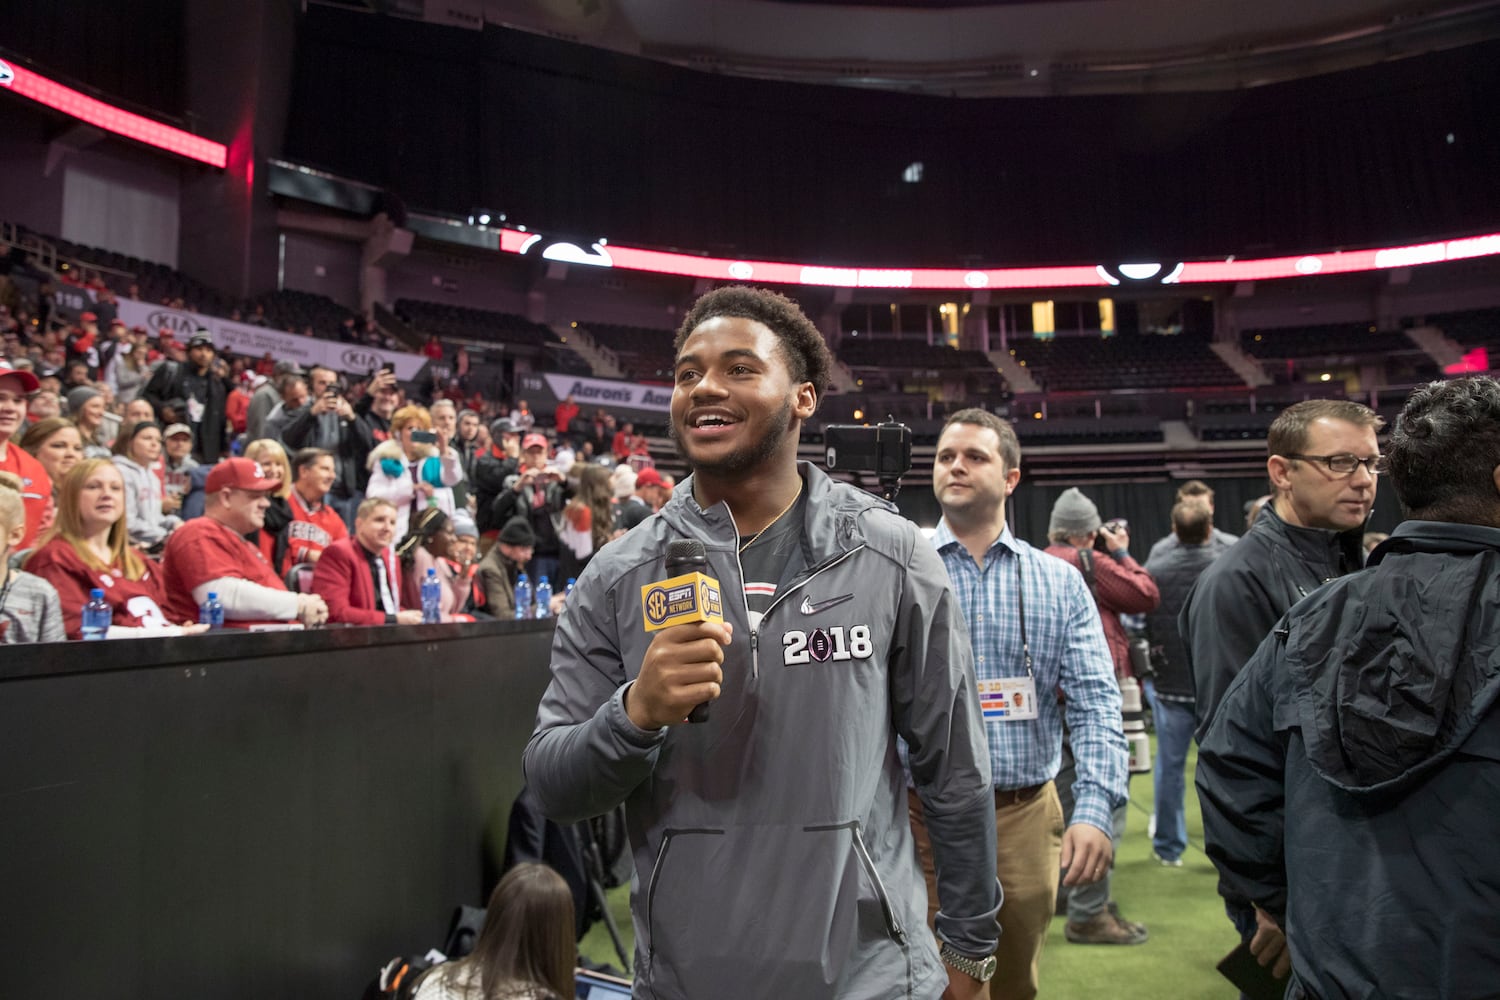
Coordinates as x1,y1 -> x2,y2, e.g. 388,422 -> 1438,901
640,539 -> 724,724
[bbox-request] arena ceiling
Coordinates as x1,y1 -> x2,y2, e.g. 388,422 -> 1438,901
325,0 -> 1500,96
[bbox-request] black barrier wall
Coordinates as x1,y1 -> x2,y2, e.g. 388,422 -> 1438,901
0,621 -> 555,1000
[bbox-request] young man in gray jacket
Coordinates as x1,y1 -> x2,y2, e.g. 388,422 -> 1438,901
524,286 -> 1002,1000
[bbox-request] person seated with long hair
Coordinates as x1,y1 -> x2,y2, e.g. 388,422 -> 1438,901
396,505 -> 471,622
24,459 -> 206,639
412,863 -> 577,1000
242,438 -> 294,569
19,417 -> 85,540
112,420 -> 182,554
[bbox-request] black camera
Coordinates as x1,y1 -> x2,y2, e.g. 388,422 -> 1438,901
823,420 -> 913,500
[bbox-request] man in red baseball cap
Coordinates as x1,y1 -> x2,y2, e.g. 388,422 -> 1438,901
0,359 -> 50,548
615,465 -> 670,534
160,457 -> 329,627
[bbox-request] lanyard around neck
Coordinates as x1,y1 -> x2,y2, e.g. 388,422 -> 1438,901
1013,554 -> 1034,679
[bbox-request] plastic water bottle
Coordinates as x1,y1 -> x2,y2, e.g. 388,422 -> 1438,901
198,591 -> 224,630
513,572 -> 532,620
533,576 -> 553,619
81,588 -> 110,640
564,577 -> 576,603
420,567 -> 443,624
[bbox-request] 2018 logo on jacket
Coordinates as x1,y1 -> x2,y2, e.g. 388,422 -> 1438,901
782,624 -> 874,665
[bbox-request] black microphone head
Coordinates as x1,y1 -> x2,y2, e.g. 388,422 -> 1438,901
665,538 -> 707,574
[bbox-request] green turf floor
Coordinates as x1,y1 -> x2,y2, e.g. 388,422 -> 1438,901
581,742 -> 1240,997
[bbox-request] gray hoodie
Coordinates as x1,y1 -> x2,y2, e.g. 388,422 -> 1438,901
524,463 -> 1001,999
112,455 -> 181,549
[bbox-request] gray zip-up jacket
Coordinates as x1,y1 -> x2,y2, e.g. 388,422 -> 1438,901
524,463 -> 1001,1000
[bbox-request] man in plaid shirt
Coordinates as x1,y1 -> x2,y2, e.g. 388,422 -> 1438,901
912,408 -> 1129,999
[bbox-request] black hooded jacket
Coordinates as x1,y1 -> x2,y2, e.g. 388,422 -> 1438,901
1196,520 -> 1500,1000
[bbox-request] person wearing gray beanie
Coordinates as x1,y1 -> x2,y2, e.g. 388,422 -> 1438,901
65,384 -> 101,416
65,385 -> 113,457
1048,487 -> 1101,539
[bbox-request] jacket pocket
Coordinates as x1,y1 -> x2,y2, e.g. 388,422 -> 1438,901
642,821 -> 914,999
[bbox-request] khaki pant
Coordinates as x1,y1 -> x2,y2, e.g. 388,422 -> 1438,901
909,784 -> 1065,1000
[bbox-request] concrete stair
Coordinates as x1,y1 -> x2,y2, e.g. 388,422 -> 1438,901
987,349 -> 1040,393
1405,325 -> 1465,369
558,326 -> 623,379
1209,341 -> 1272,387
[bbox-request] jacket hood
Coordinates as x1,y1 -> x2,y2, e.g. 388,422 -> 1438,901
1283,521 -> 1500,796
367,438 -> 406,469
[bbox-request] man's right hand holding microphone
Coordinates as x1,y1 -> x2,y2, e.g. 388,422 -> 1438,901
624,620 -> 732,730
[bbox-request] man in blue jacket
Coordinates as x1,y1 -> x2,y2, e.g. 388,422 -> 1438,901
1197,376 -> 1500,998
524,286 -> 1002,1000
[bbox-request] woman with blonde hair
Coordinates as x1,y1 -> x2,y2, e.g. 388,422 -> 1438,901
366,403 -> 463,540
412,863 -> 576,1000
242,438 -> 294,570
24,459 -> 205,639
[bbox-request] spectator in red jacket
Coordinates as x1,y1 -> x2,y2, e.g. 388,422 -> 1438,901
310,497 -> 422,625
553,393 -> 580,435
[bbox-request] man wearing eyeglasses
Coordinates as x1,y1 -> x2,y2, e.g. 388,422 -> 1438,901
1179,397 -> 1381,985
1196,377 -> 1500,999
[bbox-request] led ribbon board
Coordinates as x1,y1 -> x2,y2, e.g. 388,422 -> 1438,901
0,56 -> 226,168
499,228 -> 1500,292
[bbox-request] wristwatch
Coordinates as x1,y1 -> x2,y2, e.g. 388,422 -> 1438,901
939,943 -> 998,982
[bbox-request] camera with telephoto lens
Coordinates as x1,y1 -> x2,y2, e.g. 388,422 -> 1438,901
823,419 -> 913,501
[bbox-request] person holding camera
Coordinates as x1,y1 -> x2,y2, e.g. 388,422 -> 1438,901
280,365 -> 364,529
364,404 -> 464,541
1043,488 -> 1159,947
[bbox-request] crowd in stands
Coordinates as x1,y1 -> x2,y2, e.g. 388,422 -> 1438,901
0,292 -> 671,644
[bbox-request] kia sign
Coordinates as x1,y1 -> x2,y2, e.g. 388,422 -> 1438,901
112,299 -> 428,380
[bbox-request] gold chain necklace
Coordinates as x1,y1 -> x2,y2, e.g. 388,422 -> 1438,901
737,487 -> 802,555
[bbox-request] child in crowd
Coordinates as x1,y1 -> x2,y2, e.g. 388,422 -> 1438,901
0,471 -> 65,643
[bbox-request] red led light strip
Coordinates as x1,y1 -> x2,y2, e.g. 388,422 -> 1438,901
499,228 -> 1500,291
0,57 -> 226,168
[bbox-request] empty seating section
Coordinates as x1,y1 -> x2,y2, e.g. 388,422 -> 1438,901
837,339 -> 1009,397
1009,336 -> 1242,392
1240,324 -> 1415,359
582,322 -> 677,381
1014,415 -> 1163,446
394,299 -> 559,348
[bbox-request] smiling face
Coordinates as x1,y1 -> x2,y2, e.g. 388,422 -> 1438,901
356,503 -> 399,551
78,395 -> 106,428
1269,417 -> 1380,531
0,376 -> 32,442
670,316 -> 815,481
36,425 -> 85,481
297,454 -> 336,501
78,462 -> 127,537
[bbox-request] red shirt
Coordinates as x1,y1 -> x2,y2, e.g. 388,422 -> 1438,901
160,516 -> 287,623
285,490 -> 349,572
554,401 -> 580,433
24,539 -> 173,639
225,389 -> 250,434
0,442 -> 52,549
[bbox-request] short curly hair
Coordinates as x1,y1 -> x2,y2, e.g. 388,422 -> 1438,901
1388,376 -> 1500,522
674,286 -> 833,404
